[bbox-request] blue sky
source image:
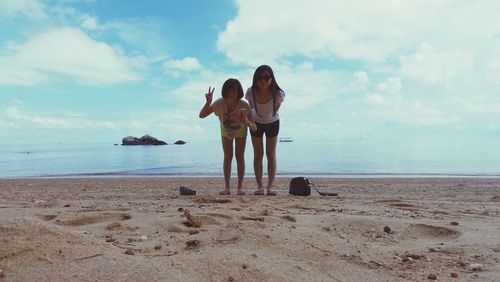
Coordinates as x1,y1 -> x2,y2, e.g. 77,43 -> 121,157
1,0 -> 499,144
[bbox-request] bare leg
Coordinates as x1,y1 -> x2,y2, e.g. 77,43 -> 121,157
235,136 -> 247,194
265,136 -> 278,193
251,136 -> 264,192
221,136 -> 233,194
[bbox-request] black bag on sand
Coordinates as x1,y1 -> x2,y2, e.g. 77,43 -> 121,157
289,177 -> 338,197
289,177 -> 312,196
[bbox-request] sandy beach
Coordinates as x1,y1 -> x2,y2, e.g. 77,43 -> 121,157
0,177 -> 499,281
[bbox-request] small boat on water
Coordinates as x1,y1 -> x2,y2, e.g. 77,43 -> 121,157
279,137 -> 293,142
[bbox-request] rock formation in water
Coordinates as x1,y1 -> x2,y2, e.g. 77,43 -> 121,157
122,134 -> 167,145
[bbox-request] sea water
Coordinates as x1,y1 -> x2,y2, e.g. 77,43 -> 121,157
1,137 -> 499,178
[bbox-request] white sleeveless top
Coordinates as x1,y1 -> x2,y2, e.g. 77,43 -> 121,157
245,88 -> 285,124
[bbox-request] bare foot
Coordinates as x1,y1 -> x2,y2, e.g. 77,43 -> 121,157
219,190 -> 230,195
237,189 -> 246,195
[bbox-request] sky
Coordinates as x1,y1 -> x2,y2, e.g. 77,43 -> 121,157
0,0 -> 499,144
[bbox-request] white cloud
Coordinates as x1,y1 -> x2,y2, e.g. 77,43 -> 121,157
81,14 -> 98,30
125,109 -> 207,140
217,0 -> 500,85
451,96 -> 500,114
156,110 -> 206,138
162,57 -> 202,77
491,53 -> 500,69
400,43 -> 474,86
376,77 -> 401,95
293,121 -> 344,138
365,77 -> 401,107
0,64 -> 50,85
0,0 -> 47,20
363,76 -> 461,126
159,64 -> 346,138
165,63 -> 344,117
278,67 -> 342,112
165,69 -> 230,105
99,18 -> 170,58
354,71 -> 369,85
60,0 -> 96,4
0,119 -> 18,129
5,106 -> 118,129
409,102 -> 461,125
163,57 -> 201,71
365,93 -> 386,107
0,27 -> 144,85
217,0 -> 450,65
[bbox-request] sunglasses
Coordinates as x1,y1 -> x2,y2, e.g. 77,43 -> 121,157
258,74 -> 271,81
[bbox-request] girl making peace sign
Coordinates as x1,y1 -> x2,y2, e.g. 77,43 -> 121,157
199,78 -> 256,195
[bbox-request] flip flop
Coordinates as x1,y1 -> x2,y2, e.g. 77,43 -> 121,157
179,185 -> 196,195
266,190 -> 277,196
219,190 -> 230,195
237,189 -> 246,195
254,189 -> 265,195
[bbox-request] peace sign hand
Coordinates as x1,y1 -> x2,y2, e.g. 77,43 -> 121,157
205,86 -> 214,103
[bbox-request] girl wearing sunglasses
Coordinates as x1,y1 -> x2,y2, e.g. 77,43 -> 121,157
245,65 -> 285,196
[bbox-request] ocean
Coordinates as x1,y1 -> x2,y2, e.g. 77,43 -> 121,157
1,137 -> 499,178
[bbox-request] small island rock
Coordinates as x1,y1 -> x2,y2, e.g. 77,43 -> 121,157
122,134 -> 167,145
174,140 -> 186,145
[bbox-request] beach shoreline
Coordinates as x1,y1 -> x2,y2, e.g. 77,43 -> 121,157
3,173 -> 500,180
1,177 -> 499,281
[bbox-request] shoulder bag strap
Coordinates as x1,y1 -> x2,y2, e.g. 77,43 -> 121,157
310,181 -> 338,196
252,91 -> 262,117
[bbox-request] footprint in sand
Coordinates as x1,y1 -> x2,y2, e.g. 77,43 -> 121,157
281,215 -> 297,222
36,214 -> 57,221
387,203 -> 415,208
204,213 -> 233,220
400,224 -> 461,240
386,202 -> 421,212
55,212 -> 131,226
189,215 -> 221,225
180,214 -> 222,228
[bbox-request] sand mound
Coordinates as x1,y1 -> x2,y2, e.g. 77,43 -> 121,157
0,217 -> 110,280
401,224 -> 461,240
54,212 -> 130,226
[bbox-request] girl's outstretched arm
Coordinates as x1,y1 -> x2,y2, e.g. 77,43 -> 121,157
199,86 -> 215,118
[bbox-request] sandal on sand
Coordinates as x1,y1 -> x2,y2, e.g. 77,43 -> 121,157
219,190 -> 230,195
266,190 -> 277,196
237,189 -> 246,195
254,189 -> 265,195
180,185 -> 196,195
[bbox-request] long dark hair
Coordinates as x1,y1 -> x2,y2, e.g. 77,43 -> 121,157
221,78 -> 244,99
250,65 -> 283,116
251,65 -> 282,94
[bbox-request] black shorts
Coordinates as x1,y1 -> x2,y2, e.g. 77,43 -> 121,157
250,120 -> 280,138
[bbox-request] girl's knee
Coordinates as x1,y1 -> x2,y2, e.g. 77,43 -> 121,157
235,155 -> 245,163
254,150 -> 264,158
266,152 -> 276,160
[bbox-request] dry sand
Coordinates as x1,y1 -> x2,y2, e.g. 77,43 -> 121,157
0,177 -> 499,281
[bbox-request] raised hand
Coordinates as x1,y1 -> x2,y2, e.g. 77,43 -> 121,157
205,86 -> 214,103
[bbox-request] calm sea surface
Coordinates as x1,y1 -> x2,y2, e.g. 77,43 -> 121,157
1,138 -> 499,178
